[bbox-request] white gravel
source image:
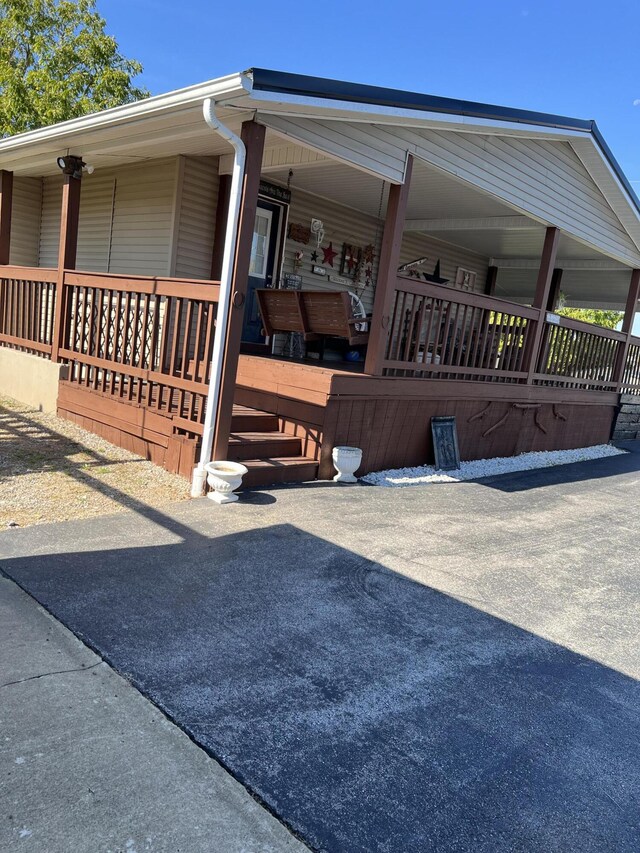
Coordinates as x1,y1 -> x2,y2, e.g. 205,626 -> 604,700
362,444 -> 627,487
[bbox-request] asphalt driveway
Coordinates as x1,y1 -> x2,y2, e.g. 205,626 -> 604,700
3,450 -> 640,852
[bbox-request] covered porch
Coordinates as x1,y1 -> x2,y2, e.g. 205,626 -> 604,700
1,74 -> 640,486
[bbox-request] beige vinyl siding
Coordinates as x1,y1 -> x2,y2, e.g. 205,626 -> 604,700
281,188 -> 381,315
76,173 -> 116,272
395,128 -> 640,265
9,177 -> 42,266
38,177 -> 62,268
260,114 -> 640,267
280,188 -> 488,313
400,232 -> 488,293
260,114 -> 407,183
38,158 -> 178,275
108,159 -> 176,276
173,156 -> 219,279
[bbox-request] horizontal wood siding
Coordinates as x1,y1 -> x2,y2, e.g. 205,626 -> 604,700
9,177 -> 42,266
173,156 -> 219,279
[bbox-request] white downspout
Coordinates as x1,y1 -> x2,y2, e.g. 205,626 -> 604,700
191,98 -> 246,496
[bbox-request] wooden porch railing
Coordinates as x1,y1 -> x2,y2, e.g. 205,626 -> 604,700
381,276 -> 638,394
0,266 -> 57,356
381,277 -> 538,382
0,265 -> 220,438
532,314 -> 624,391
58,270 -> 220,435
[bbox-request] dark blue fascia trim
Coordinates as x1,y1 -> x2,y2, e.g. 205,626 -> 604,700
248,68 -> 640,217
248,68 -> 593,131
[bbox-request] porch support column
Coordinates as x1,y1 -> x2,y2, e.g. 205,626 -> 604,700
212,120 -> 266,461
612,268 -> 640,389
51,171 -> 82,362
546,268 -> 563,312
0,170 -> 14,265
364,154 -> 414,376
525,226 -> 560,383
210,173 -> 232,280
484,265 -> 498,296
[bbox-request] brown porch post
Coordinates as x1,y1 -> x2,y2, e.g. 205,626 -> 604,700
212,120 -> 266,461
525,226 -> 560,383
210,173 -> 232,281
546,268 -> 563,312
484,265 -> 498,296
0,170 -> 14,265
612,268 -> 640,389
51,171 -> 82,362
364,154 -> 414,376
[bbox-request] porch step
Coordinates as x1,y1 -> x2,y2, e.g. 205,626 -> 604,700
231,405 -> 279,433
241,456 -> 319,488
228,431 -> 302,461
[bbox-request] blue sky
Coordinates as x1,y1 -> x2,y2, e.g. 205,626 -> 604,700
101,0 -> 640,186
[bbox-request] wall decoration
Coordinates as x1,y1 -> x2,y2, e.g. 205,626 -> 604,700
259,180 -> 291,204
422,260 -> 449,285
322,242 -> 338,267
455,267 -> 477,290
340,243 -> 363,279
312,265 -> 327,276
288,223 -> 311,244
310,250 -> 318,262
310,219 -> 325,247
293,250 -> 304,272
363,244 -> 376,288
399,257 -> 430,277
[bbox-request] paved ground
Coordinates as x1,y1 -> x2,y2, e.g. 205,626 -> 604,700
0,396 -> 189,528
2,449 -> 640,851
0,578 -> 305,852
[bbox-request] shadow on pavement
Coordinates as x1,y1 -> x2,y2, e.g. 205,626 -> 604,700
3,523 -> 639,852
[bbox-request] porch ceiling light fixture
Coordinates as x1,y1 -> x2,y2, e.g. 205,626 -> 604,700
56,155 -> 94,178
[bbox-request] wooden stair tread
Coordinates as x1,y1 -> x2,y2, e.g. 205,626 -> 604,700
242,456 -> 318,469
240,455 -> 319,487
229,431 -> 300,443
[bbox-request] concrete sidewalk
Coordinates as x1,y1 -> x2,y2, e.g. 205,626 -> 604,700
0,578 -> 304,853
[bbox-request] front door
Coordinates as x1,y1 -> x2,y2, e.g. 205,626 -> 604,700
242,200 -> 282,344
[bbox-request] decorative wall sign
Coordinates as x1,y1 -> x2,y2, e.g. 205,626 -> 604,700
312,265 -> 327,276
329,274 -> 350,286
288,223 -> 311,244
455,267 -> 477,290
282,274 -> 302,290
431,416 -> 460,471
259,180 -> 291,203
322,242 -> 338,267
399,257 -> 430,275
340,243 -> 363,279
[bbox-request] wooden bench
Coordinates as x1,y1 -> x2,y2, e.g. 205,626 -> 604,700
256,289 -> 369,347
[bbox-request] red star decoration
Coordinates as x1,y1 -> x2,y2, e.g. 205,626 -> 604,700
322,242 -> 338,267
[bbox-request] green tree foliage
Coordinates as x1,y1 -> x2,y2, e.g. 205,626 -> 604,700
557,307 -> 623,330
0,0 -> 149,137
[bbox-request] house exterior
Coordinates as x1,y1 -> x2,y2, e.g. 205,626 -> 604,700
1,68 -> 640,487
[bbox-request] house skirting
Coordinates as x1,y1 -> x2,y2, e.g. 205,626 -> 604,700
0,348 -> 67,413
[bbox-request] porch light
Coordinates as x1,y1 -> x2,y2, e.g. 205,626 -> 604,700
56,155 -> 92,179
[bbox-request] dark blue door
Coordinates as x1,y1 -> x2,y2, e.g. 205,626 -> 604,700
242,200 -> 282,344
